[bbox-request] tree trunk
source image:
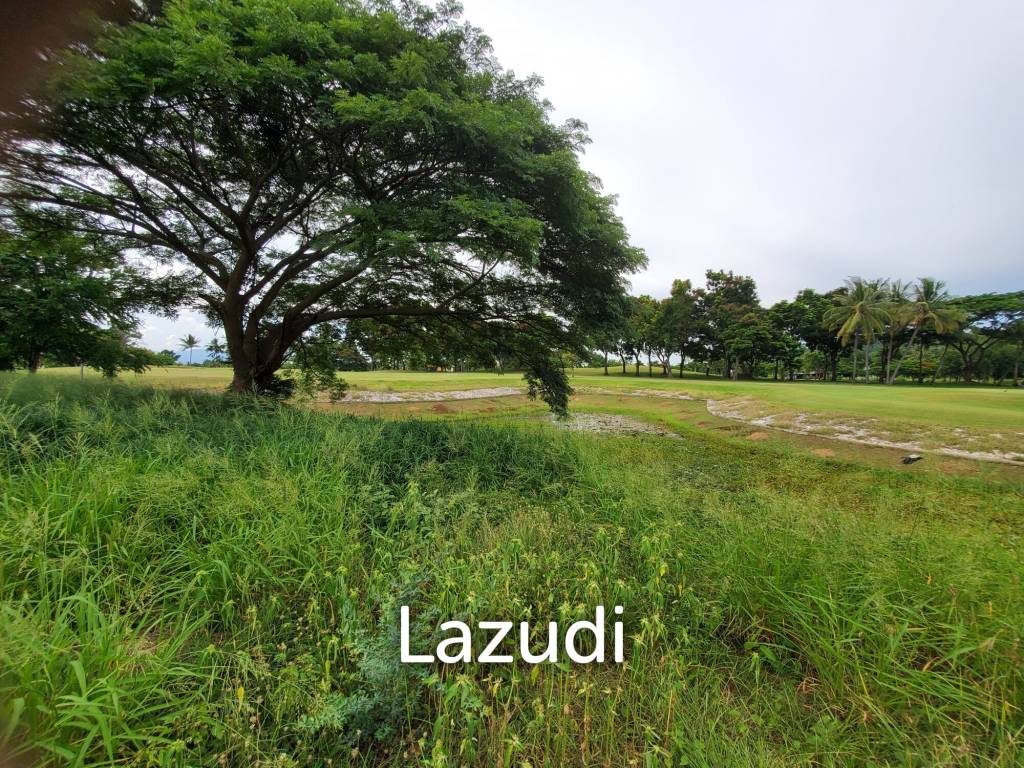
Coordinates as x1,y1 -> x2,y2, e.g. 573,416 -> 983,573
917,338 -> 925,384
1014,340 -> 1022,387
930,344 -> 948,385
888,326 -> 919,384
229,348 -> 289,392
647,352 -> 652,377
679,351 -> 685,378
27,347 -> 41,373
884,334 -> 893,384
230,360 -> 275,392
603,350 -> 608,375
851,336 -> 858,382
864,340 -> 870,382
225,317 -> 295,393
621,357 -> 627,375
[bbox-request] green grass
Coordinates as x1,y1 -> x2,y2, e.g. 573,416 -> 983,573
569,369 -> 1024,434
35,364 -> 1024,434
1,375 -> 1021,766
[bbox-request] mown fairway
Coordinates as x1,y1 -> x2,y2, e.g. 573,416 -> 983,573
1,374 -> 1022,766
573,370 -> 1023,432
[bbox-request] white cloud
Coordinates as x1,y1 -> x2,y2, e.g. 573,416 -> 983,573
462,0 -> 1024,302
138,310 -> 213,360
139,0 -> 1024,347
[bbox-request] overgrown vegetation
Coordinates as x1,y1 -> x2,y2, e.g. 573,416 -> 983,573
0,376 -> 1021,766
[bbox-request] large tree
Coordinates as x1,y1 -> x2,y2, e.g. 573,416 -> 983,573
1007,319 -> 1024,387
721,308 -> 774,379
0,0 -> 642,406
698,270 -> 759,379
764,301 -> 804,380
618,295 -> 651,377
947,291 -> 1024,383
824,278 -> 890,382
879,279 -> 911,384
631,294 -> 660,377
0,208 -> 175,373
786,288 -> 843,381
886,278 -> 963,384
658,278 -> 701,378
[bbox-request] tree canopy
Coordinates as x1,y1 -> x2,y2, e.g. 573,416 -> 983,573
0,209 -> 176,374
0,0 -> 643,409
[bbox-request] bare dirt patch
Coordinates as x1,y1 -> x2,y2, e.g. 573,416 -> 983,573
747,431 -> 770,441
579,386 -> 696,401
706,397 -> 1024,466
554,413 -> 682,439
326,386 -> 522,403
812,448 -> 836,458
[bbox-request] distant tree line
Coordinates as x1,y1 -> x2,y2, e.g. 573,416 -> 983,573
2,204 -> 1020,388
591,271 -> 1023,385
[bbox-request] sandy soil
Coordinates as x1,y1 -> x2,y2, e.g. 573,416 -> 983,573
577,386 -> 696,401
706,399 -> 1024,466
553,412 -> 682,439
324,386 -> 523,403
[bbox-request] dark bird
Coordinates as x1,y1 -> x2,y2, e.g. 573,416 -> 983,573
901,454 -> 924,465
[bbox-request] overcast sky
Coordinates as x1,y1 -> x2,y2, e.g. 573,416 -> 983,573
141,0 -> 1024,352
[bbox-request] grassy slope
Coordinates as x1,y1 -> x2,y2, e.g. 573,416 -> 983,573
1,376 -> 1021,767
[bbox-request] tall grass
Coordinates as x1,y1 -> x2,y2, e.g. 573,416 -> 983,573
0,375 -> 1021,766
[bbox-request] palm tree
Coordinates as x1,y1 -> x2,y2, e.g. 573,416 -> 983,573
882,280 -> 910,384
825,278 -> 890,382
178,333 -> 200,366
887,278 -> 963,384
205,334 -> 227,364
